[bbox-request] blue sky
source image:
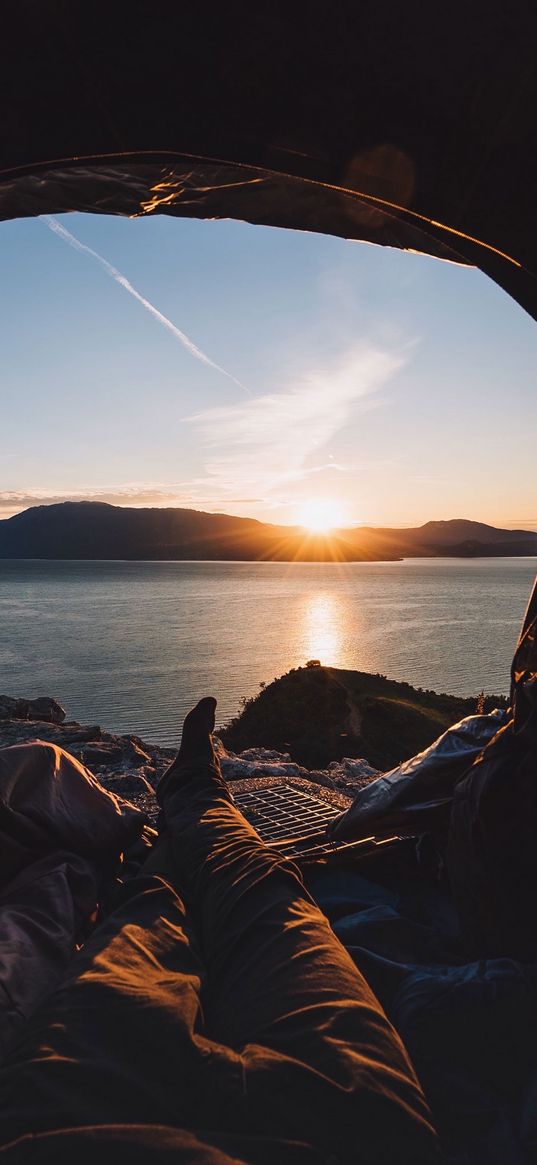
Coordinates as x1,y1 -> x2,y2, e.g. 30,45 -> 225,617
1,211 -> 536,529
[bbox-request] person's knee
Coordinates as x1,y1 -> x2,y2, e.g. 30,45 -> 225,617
239,1041 -> 438,1163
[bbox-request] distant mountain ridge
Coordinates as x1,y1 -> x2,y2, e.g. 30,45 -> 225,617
0,502 -> 536,561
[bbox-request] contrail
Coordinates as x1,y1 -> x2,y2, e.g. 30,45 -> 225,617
43,216 -> 249,393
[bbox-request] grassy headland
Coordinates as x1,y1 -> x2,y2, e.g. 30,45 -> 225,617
221,665 -> 507,770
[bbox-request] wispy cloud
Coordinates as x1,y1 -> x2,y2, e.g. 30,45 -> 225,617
186,345 -> 403,511
43,216 -> 249,394
1,348 -> 405,522
0,485 -> 202,518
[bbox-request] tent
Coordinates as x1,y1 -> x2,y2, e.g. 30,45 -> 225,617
2,7 -> 537,1160
1,1 -> 537,319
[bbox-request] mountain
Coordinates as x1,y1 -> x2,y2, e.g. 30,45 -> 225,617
354,519 -> 537,559
0,503 -> 536,561
0,502 -> 385,561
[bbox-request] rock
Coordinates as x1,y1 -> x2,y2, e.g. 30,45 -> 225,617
0,696 -> 37,721
55,725 -> 103,744
100,773 -> 156,798
237,747 -> 294,764
0,695 -> 65,723
306,770 -> 346,791
120,737 -> 153,766
0,696 -> 26,720
220,745 -> 307,781
77,742 -> 129,768
328,757 -> 379,780
325,756 -> 380,793
0,719 -> 107,756
0,695 -> 382,819
27,697 -> 65,724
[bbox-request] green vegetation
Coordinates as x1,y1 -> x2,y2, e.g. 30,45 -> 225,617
221,666 -> 508,770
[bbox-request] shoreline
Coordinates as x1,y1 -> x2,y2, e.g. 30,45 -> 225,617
0,699 -> 380,822
2,555 -> 537,564
0,668 -> 508,819
0,685 -> 382,824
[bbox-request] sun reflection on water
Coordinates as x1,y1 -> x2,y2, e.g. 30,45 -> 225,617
301,592 -> 342,665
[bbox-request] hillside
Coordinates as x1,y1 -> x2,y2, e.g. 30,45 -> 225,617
0,502 -> 390,561
0,503 -> 536,560
221,664 -> 507,769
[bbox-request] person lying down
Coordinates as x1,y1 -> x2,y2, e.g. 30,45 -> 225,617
0,699 -> 439,1164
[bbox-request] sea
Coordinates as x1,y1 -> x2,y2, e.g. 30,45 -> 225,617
0,557 -> 535,746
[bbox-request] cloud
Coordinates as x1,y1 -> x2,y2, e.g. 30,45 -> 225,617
0,485 -> 204,518
187,345 -> 403,510
1,347 -> 404,522
43,216 -> 249,394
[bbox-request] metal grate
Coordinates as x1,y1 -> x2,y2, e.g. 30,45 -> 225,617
233,781 -> 402,862
233,783 -> 341,856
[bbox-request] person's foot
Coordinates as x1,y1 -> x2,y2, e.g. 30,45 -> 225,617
157,697 -> 218,808
177,696 -> 217,765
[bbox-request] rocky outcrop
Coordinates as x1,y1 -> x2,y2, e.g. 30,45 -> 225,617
0,712 -> 165,820
0,701 -> 381,822
0,695 -> 66,724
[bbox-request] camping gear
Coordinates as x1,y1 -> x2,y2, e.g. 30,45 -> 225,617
447,577 -> 537,958
1,3 -> 537,320
328,708 -> 506,842
0,741 -> 146,1061
306,861 -> 537,1165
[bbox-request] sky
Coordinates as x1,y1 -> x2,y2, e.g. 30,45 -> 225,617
1,211 -> 536,530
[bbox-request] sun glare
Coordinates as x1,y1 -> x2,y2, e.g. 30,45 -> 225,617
298,499 -> 346,534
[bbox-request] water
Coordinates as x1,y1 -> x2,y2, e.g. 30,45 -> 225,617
0,558 -> 534,745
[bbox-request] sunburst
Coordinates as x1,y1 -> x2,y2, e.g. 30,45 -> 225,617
297,499 -> 347,534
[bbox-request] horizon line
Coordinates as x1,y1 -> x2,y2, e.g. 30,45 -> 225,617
2,499 -> 537,534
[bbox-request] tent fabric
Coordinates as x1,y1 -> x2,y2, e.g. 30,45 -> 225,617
328,708 -> 507,842
0,741 -> 146,1061
1,2 -> 537,318
447,594 -> 537,959
0,851 -> 98,1061
305,862 -> 537,1165
0,740 -> 144,868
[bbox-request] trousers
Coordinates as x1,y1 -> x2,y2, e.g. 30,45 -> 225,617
0,754 -> 439,1164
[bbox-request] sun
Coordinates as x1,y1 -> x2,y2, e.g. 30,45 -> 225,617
298,498 -> 346,534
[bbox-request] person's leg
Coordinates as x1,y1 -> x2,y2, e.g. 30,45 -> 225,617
0,870 -> 243,1143
0,700 -> 438,1162
157,700 -> 439,1163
